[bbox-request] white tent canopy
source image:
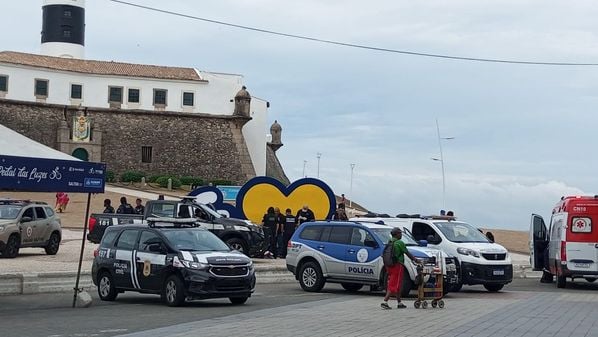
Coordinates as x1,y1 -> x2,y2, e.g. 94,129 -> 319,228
0,123 -> 79,161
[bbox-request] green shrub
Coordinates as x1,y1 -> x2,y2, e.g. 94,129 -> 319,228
121,170 -> 145,183
180,176 -> 204,187
106,171 -> 115,183
147,175 -> 161,183
210,179 -> 233,186
156,176 -> 181,189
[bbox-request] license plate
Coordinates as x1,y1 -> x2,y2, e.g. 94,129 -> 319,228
574,263 -> 590,268
493,270 -> 504,276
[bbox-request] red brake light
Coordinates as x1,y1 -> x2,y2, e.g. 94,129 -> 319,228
560,241 -> 567,263
88,217 -> 97,233
287,240 -> 293,248
93,248 -> 99,257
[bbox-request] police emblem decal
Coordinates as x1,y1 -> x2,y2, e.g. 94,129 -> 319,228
357,248 -> 368,263
143,260 -> 151,277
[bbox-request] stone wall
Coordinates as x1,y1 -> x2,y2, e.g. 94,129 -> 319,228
0,99 -> 256,184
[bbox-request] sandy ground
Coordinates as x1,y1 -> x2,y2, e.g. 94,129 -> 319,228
482,228 -> 528,254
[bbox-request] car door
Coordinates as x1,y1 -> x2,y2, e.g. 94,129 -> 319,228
135,230 -> 168,291
33,207 -> 50,244
529,214 -> 548,271
112,229 -> 141,289
344,227 -> 379,281
19,207 -> 38,246
320,225 -> 353,277
188,205 -> 215,230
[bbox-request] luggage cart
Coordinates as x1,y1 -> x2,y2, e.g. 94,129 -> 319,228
413,254 -> 445,309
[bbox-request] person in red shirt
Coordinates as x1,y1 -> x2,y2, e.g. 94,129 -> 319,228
381,227 -> 419,309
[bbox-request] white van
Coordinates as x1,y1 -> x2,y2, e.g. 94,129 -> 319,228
350,215 -> 513,292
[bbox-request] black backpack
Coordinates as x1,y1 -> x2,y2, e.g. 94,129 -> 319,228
382,241 -> 397,267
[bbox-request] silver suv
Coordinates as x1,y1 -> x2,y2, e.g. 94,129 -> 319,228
0,200 -> 62,258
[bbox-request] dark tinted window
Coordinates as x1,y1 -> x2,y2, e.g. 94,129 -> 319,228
183,92 -> 194,106
22,208 -> 35,219
109,86 -> 123,103
299,226 -> 322,241
0,75 -> 7,91
350,227 -> 374,246
35,207 -> 47,219
100,230 -> 119,248
128,88 -> 140,103
71,84 -> 82,99
139,231 -> 163,252
154,89 -> 167,105
141,146 -> 152,163
115,230 -> 139,250
327,226 -> 352,244
35,79 -> 48,96
149,203 -> 175,218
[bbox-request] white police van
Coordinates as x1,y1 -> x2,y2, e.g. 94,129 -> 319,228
351,215 -> 513,292
285,220 -> 457,296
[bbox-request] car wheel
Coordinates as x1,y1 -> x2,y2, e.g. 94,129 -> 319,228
163,275 -> 185,307
2,234 -> 20,258
540,271 -> 554,283
226,238 -> 248,255
44,232 -> 60,255
483,284 -> 504,292
556,267 -> 566,288
400,265 -> 414,298
585,277 -> 597,283
341,283 -> 363,292
298,261 -> 325,292
450,281 -> 463,292
229,297 -> 249,305
97,271 -> 118,301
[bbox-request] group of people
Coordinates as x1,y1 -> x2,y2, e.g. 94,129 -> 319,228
261,205 -> 315,258
103,197 -> 145,215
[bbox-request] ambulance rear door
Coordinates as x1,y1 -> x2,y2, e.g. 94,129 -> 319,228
566,202 -> 598,274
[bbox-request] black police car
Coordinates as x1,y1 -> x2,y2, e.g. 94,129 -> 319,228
91,218 -> 256,306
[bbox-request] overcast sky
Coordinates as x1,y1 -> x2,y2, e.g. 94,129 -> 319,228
4,0 -> 598,230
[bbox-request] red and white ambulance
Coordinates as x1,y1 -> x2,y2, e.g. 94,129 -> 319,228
530,196 -> 598,288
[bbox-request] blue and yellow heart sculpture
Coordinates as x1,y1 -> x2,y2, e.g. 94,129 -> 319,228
236,177 -> 336,224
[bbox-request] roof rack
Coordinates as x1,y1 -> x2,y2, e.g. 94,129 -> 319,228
146,217 -> 200,228
0,199 -> 48,205
395,214 -> 456,221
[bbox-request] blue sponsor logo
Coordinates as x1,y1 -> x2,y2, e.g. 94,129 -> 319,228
84,178 -> 104,188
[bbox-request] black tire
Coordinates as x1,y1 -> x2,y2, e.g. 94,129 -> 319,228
2,234 -> 20,258
400,266 -> 414,298
450,281 -> 463,292
556,268 -> 566,288
540,271 -> 554,283
225,238 -> 248,255
44,232 -> 60,255
585,277 -> 597,283
229,297 -> 249,305
97,271 -> 118,301
341,283 -> 363,292
163,275 -> 186,307
484,284 -> 504,292
298,261 -> 325,292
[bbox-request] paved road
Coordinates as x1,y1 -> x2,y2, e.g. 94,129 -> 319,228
2,279 -> 598,337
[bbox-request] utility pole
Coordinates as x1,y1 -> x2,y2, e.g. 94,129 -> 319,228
316,152 -> 322,178
432,118 -> 454,210
303,160 -> 307,178
349,163 -> 355,208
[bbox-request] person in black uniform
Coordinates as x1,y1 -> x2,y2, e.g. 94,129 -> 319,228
261,207 -> 279,258
280,208 -> 296,258
296,205 -> 315,225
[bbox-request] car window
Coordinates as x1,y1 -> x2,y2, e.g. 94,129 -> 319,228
22,208 -> 35,220
433,222 -> 488,243
139,231 -> 163,252
327,226 -> 352,244
0,205 -> 22,219
100,230 -> 119,248
299,226 -> 322,241
115,230 -> 139,250
149,203 -> 175,218
44,207 -> 55,217
35,207 -> 47,219
351,228 -> 374,246
162,229 -> 230,251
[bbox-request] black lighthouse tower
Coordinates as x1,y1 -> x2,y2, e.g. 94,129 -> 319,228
41,0 -> 85,59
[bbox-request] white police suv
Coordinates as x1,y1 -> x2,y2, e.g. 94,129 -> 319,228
286,221 -> 458,296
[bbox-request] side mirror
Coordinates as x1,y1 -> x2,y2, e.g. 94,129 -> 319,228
21,216 -> 33,223
148,243 -> 165,253
426,235 -> 436,244
419,240 -> 428,247
364,239 -> 378,248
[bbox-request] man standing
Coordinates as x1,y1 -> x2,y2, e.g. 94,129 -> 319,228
134,198 -> 145,215
280,208 -> 296,258
296,205 -> 315,226
382,227 -> 419,310
116,197 -> 135,214
262,207 -> 278,258
103,199 -> 115,213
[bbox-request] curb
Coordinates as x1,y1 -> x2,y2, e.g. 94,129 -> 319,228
0,266 -> 294,296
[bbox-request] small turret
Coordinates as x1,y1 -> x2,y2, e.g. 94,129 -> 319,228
233,86 -> 251,117
268,120 -> 283,152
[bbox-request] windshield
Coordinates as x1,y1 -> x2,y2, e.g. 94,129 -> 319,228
162,229 -> 231,251
0,205 -> 22,219
371,227 -> 419,246
434,222 -> 489,243
199,204 -> 222,219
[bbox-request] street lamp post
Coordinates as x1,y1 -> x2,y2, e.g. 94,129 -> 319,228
432,119 -> 454,210
302,160 -> 307,178
349,163 -> 355,208
317,152 -> 322,178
